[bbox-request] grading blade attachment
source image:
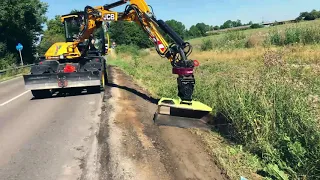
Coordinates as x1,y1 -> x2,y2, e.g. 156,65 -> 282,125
153,97 -> 213,130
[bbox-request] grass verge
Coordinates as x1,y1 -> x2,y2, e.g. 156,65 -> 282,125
107,43 -> 320,179
0,67 -> 30,82
190,19 -> 320,52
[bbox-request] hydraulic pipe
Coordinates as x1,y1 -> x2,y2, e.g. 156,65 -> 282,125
157,19 -> 185,47
103,0 -> 128,10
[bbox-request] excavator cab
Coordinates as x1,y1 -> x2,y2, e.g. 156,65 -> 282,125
61,13 -> 85,42
60,12 -> 107,57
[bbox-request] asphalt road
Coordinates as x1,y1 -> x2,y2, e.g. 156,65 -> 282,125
0,77 -> 103,180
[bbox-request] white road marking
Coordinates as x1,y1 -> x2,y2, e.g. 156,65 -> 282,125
0,90 -> 30,106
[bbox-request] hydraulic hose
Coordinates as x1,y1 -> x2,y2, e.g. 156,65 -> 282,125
123,4 -> 193,63
157,20 -> 184,47
124,4 -> 168,57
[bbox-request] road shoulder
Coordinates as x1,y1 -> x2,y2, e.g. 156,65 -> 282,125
96,66 -> 228,180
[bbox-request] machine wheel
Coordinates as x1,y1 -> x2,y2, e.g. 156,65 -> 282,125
100,69 -> 108,91
31,89 -> 52,99
104,68 -> 108,85
100,61 -> 108,91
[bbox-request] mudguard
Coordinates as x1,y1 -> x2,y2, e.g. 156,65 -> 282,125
23,71 -> 101,90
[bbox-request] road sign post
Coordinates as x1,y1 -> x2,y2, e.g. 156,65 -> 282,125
16,43 -> 24,66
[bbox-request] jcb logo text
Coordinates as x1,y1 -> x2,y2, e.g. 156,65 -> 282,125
104,14 -> 115,20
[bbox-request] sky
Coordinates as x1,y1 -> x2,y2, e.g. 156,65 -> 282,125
42,0 -> 320,29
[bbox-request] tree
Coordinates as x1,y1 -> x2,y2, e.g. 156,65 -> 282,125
195,23 -> 210,36
108,21 -> 152,48
296,11 -> 308,21
296,10 -> 320,21
250,23 -> 264,29
37,15 -> 65,55
187,25 -> 201,38
231,19 -> 242,27
307,9 -> 320,20
109,21 -> 128,45
213,26 -> 220,30
161,19 -> 187,43
0,0 -> 48,66
300,12 -> 310,18
220,20 -> 232,29
46,15 -> 65,35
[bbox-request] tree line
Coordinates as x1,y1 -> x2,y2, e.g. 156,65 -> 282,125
0,0 -> 48,69
108,19 -> 264,49
1,1 -> 319,69
296,9 -> 320,21
109,20 -> 213,47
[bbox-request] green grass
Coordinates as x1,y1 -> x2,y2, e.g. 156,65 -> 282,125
190,128 -> 264,180
109,47 -> 320,179
107,19 -> 320,180
0,67 -> 30,82
108,50 -> 265,180
189,19 -> 320,51
267,24 -> 320,46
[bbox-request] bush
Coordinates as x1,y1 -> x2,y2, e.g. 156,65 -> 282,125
267,29 -> 284,46
250,23 -> 264,29
0,53 -> 16,69
115,44 -> 140,55
224,31 -> 246,41
200,39 -> 213,51
215,31 -> 248,49
266,24 -> 320,46
0,65 -> 31,81
245,35 -> 262,48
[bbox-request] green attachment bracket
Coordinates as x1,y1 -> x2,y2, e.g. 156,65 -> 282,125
158,97 -> 212,112
154,97 -> 213,130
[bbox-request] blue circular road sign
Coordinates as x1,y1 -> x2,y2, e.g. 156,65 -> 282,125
16,43 -> 23,51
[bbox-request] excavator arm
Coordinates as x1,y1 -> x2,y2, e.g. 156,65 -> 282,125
117,0 -> 197,103
67,1 -> 193,64
61,0 -> 212,128
70,0 -> 197,102
119,1 -> 194,65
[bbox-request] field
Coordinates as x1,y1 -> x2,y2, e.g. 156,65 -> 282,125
107,19 -> 320,180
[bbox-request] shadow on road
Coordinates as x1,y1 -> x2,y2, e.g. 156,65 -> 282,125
30,87 -> 102,100
106,82 -> 159,105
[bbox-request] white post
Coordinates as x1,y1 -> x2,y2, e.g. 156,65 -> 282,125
19,50 -> 23,66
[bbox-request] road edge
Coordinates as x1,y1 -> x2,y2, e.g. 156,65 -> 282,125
0,75 -> 23,84
77,90 -> 105,180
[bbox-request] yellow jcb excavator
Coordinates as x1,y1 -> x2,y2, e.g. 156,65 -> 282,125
23,0 -> 212,129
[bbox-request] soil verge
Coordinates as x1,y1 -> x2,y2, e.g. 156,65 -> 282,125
97,65 -> 228,180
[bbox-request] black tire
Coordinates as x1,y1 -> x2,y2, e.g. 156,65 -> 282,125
31,89 -> 52,99
104,68 -> 108,85
100,61 -> 108,91
100,68 -> 108,91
